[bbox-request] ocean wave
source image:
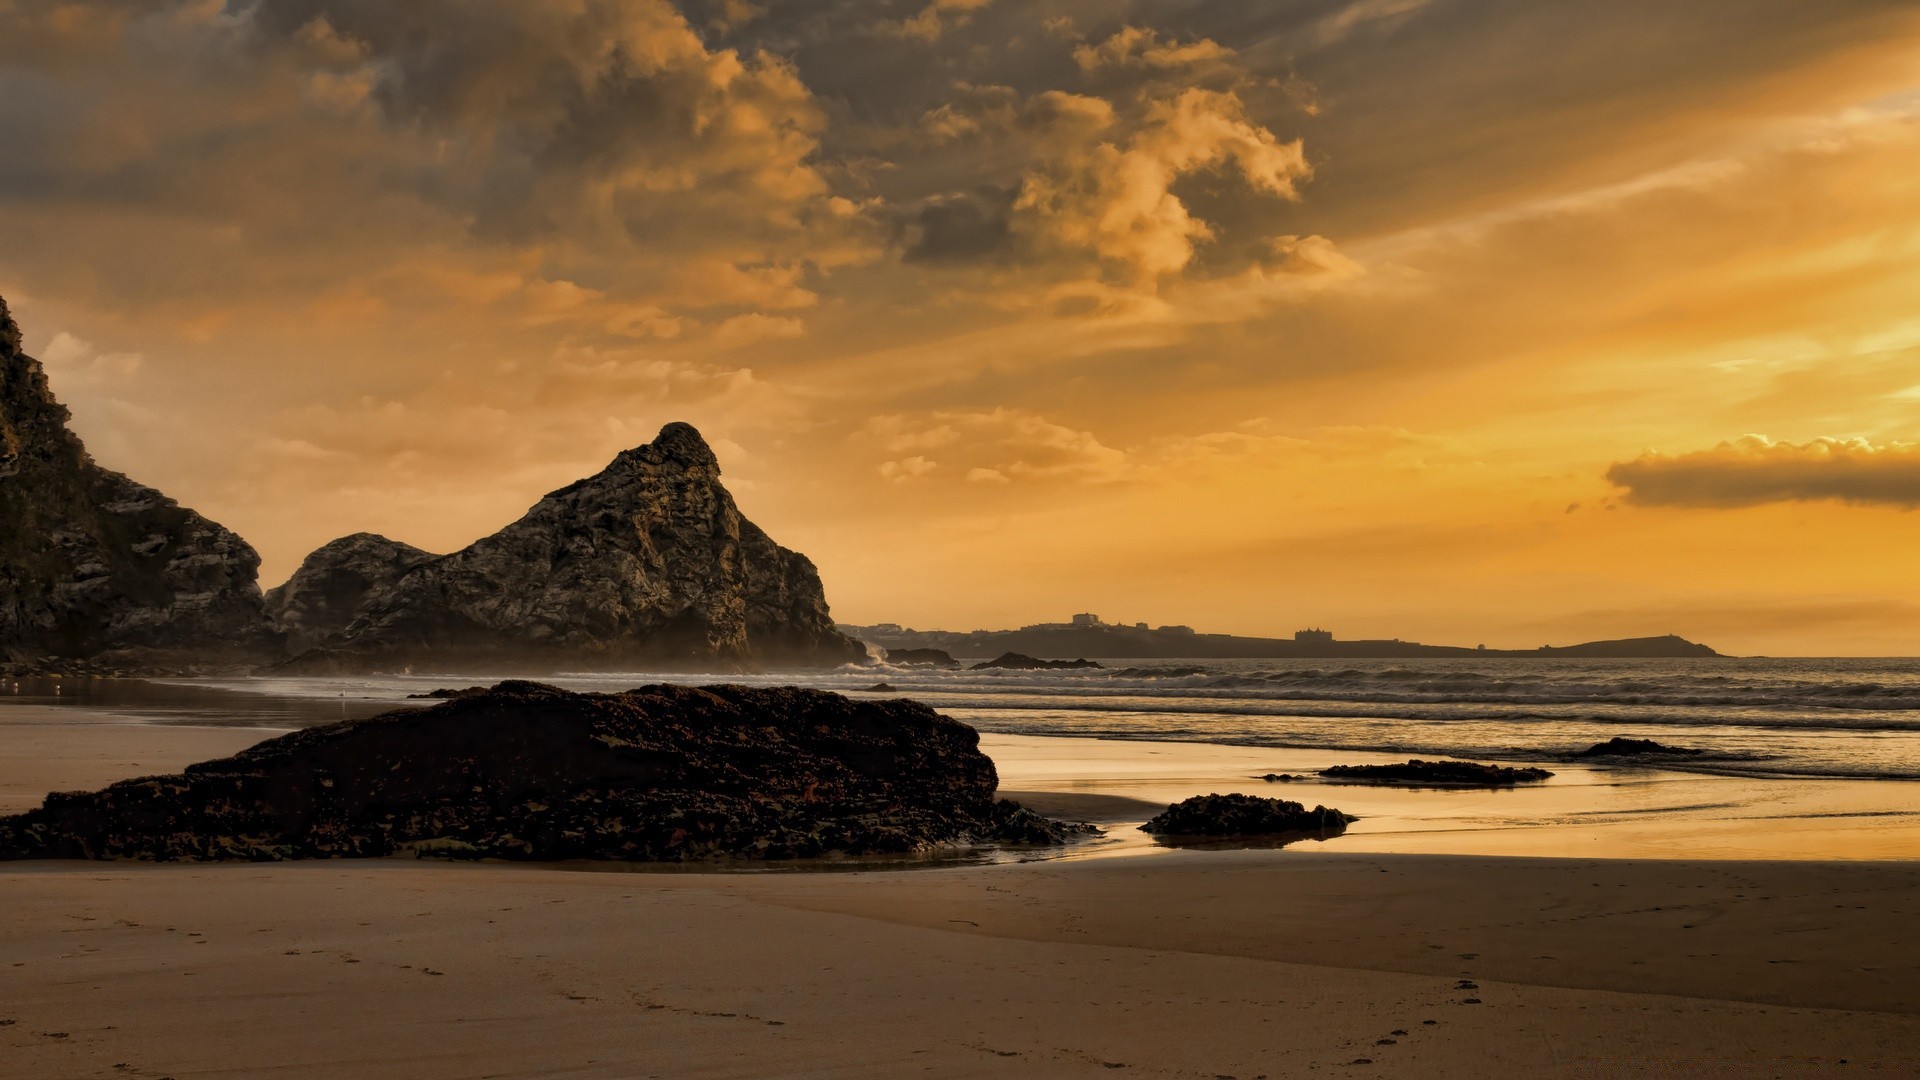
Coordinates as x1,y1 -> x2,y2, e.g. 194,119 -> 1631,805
172,658 -> 1920,784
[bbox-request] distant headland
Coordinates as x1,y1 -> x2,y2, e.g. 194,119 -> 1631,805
841,613 -> 1721,661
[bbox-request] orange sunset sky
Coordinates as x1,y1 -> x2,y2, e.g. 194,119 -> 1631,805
4,0 -> 1920,655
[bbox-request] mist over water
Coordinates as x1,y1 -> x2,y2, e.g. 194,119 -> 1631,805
167,657 -> 1920,783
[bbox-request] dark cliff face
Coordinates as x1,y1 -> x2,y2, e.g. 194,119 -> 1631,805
286,422 -> 867,671
264,533 -> 435,653
0,681 -> 1084,861
0,295 -> 266,664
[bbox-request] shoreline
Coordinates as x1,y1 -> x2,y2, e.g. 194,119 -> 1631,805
6,702 -> 1920,862
3,695 -> 1917,1074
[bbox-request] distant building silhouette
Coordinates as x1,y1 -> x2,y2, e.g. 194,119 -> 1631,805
1072,613 -> 1103,627
1294,628 -> 1334,643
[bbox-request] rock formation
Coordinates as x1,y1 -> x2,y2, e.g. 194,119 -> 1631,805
1140,793 -> 1355,837
1319,760 -> 1553,786
0,681 -> 1091,861
264,533 -> 434,652
969,652 -> 1102,671
282,422 -> 867,672
881,647 -> 960,669
0,294 -> 266,670
1573,737 -> 1703,759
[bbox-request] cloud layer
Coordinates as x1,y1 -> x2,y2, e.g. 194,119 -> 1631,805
1608,437 -> 1920,509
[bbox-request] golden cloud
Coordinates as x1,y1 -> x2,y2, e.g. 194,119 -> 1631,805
1608,436 -> 1920,509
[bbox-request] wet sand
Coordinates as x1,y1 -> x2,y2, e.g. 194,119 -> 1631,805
987,732 -> 1920,861
3,856 -> 1917,1077
4,709 -> 1919,1075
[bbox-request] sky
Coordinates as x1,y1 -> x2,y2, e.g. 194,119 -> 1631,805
3,0 -> 1920,655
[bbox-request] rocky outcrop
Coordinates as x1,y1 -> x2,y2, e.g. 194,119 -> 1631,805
882,647 -> 960,669
1573,737 -> 1703,759
0,294 -> 266,670
969,652 -> 1102,671
1538,635 -> 1719,658
1140,793 -> 1354,837
0,681 -> 1092,862
405,686 -> 489,700
1319,760 -> 1553,786
264,533 -> 435,652
282,423 -> 867,672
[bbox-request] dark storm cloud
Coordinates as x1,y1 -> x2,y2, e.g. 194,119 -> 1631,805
897,185 -> 1018,262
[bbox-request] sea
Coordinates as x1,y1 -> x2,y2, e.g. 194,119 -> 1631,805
16,655 -> 1917,783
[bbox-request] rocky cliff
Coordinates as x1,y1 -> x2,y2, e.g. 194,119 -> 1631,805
0,681 -> 1087,861
285,423 -> 866,671
0,294 -> 266,668
264,533 -> 435,653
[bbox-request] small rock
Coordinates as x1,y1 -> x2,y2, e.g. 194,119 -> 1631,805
1319,760 -> 1552,786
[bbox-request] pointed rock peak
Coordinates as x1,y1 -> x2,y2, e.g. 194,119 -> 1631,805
647,421 -> 719,471
0,294 -> 21,359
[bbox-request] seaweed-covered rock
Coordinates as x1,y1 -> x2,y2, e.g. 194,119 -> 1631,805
0,681 -> 1092,862
1140,793 -> 1355,837
1319,760 -> 1553,786
969,652 -> 1102,671
1572,737 -> 1703,758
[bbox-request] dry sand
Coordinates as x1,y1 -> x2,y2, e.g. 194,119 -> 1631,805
3,717 -> 1918,1077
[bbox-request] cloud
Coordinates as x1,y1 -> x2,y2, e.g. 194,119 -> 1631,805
878,455 -> 938,482
0,0 -> 878,340
38,331 -> 143,387
865,409 -> 1130,484
1072,27 -> 1236,74
882,0 -> 995,42
919,84 -> 1115,144
713,312 -> 806,345
1312,0 -> 1436,45
1607,436 -> 1920,509
1012,87 -> 1311,279
897,186 -> 1017,263
901,70 -> 1311,281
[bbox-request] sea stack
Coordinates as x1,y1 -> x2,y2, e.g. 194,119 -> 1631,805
264,533 -> 436,653
0,294 -> 266,669
282,422 -> 868,672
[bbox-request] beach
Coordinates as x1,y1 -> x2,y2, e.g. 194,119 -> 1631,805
5,704 -> 1919,1076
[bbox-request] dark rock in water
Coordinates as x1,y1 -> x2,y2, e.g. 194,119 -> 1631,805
1573,737 -> 1704,758
0,681 -> 1092,861
279,423 -> 868,673
1319,760 -> 1553,786
0,294 -> 267,670
265,533 -> 435,653
405,686 -> 489,700
969,652 -> 1102,671
1258,773 -> 1304,783
882,647 -> 960,669
863,682 -> 898,693
1140,793 -> 1355,837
